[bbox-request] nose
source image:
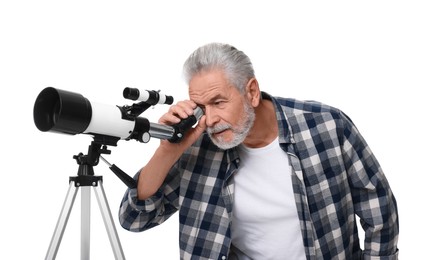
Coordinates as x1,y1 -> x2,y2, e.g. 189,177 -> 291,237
205,106 -> 219,127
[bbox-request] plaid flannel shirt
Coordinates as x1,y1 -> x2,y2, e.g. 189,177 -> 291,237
119,92 -> 399,260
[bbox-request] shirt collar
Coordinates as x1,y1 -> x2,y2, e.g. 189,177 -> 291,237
261,91 -> 295,145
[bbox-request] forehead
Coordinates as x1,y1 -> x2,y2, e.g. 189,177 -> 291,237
188,69 -> 237,104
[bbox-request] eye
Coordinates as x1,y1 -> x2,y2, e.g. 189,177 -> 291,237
213,98 -> 228,106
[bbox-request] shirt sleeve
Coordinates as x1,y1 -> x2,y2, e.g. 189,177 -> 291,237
118,168 -> 180,232
340,112 -> 399,259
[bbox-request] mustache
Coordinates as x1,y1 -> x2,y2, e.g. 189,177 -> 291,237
207,124 -> 232,134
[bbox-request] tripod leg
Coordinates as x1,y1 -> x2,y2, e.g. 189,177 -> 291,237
81,186 -> 91,260
46,181 -> 79,260
93,180 -> 126,260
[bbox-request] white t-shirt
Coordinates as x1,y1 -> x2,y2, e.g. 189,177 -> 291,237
231,137 -> 305,260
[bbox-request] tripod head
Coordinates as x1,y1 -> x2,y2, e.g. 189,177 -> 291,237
73,136 -> 114,176
71,135 -> 137,189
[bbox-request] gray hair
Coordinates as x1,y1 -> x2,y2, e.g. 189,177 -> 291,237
183,43 -> 255,93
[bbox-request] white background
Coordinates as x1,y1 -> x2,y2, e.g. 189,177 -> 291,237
1,1 -> 435,259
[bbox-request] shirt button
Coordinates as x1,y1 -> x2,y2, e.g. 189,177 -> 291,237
221,256 -> 226,260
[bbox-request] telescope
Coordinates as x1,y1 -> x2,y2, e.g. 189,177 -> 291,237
33,87 -> 203,145
33,87 -> 205,259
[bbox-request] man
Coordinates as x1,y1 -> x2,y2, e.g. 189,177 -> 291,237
119,43 -> 399,259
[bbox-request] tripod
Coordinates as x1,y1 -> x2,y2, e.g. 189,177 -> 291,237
46,138 -> 128,260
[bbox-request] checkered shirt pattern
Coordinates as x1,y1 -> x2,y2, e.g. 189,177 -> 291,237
119,92 -> 399,259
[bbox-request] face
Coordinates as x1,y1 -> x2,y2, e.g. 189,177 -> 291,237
189,69 -> 255,149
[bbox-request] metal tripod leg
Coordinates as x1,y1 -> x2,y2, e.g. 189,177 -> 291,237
81,186 -> 91,260
45,181 -> 79,260
93,180 -> 125,260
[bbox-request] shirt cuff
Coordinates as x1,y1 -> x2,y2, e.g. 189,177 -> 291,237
363,249 -> 399,260
127,188 -> 164,213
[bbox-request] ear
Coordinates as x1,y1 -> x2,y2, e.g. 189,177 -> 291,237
245,78 -> 261,107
